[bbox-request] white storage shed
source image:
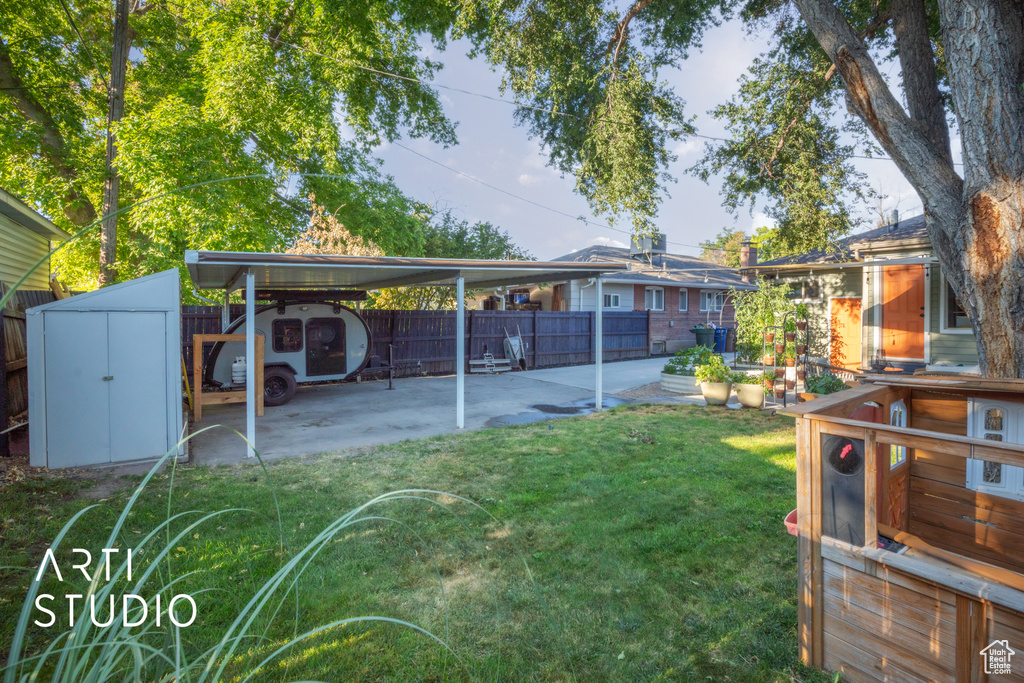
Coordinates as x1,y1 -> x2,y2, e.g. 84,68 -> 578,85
27,269 -> 183,468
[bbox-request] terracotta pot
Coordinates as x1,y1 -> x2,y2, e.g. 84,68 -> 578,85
700,381 -> 733,406
774,342 -> 785,355
796,320 -> 807,331
796,344 -> 807,355
797,369 -> 806,380
786,379 -> 796,390
765,332 -> 776,344
762,354 -> 775,366
763,379 -> 774,390
774,367 -> 785,379
785,357 -> 795,367
785,332 -> 796,342
774,388 -> 786,399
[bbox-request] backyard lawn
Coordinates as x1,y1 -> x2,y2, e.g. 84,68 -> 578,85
0,404 -> 830,682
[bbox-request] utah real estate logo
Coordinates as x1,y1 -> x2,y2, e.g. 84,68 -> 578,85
981,640 -> 1015,676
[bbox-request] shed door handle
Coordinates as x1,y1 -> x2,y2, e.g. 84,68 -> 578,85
102,376 -> 114,381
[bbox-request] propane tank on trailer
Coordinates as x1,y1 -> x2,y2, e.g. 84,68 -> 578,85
231,356 -> 246,386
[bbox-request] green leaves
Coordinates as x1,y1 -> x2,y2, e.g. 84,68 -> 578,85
2,0 -> 459,288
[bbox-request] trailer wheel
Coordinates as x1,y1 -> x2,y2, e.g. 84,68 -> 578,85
264,367 -> 297,406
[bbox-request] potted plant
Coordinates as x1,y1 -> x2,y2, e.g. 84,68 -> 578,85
795,303 -> 809,331
774,366 -> 785,379
796,343 -> 807,355
765,331 -> 776,344
785,331 -> 796,342
762,372 -> 775,391
774,387 -> 786,399
786,378 -> 796,390
797,367 -> 806,380
762,353 -> 775,366
732,371 -> 765,409
774,341 -> 785,355
694,354 -> 733,406
660,345 -> 714,394
785,342 -> 796,367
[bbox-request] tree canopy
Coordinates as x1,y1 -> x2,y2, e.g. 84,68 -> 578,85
1,0 -> 458,288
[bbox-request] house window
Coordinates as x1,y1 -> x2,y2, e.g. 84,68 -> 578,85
790,279 -> 821,302
678,288 -> 688,312
966,399 -> 1024,501
272,319 -> 303,353
941,276 -> 972,332
889,399 -> 908,468
700,290 -> 725,312
603,293 -> 620,308
645,287 -> 664,311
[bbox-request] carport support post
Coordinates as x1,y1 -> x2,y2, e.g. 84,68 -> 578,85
245,269 -> 256,458
595,277 -> 603,411
456,273 -> 465,429
222,290 -> 231,331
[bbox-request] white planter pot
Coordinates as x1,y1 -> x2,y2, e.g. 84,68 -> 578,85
660,372 -> 699,394
735,383 -> 765,409
700,381 -> 733,406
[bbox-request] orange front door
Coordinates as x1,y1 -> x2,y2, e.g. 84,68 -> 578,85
830,297 -> 862,370
881,264 -> 926,359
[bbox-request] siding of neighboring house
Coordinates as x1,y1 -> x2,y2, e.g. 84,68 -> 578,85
0,215 -> 50,289
926,263 -> 979,365
861,258 -> 979,367
778,268 -> 862,361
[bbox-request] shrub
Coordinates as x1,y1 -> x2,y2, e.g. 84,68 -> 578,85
805,373 -> 848,395
694,354 -> 732,383
731,371 -> 761,384
662,345 -> 715,376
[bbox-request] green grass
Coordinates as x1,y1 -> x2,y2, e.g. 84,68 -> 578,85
0,404 -> 830,682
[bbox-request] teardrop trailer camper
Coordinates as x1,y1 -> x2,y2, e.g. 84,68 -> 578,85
203,294 -> 373,406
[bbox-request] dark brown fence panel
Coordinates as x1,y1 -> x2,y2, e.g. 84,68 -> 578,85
181,307 -> 650,379
2,286 -> 58,454
601,311 -> 649,362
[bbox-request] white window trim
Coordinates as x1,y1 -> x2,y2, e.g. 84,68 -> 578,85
678,288 -> 688,312
938,272 -> 974,335
645,287 -> 664,312
777,276 -> 823,303
889,399 -> 908,469
966,398 -> 1024,502
699,290 -> 725,312
603,293 -> 621,309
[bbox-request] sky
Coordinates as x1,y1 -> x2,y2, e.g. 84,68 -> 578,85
357,18 -> 935,261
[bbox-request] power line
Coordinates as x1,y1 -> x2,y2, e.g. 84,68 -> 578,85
391,141 -> 709,254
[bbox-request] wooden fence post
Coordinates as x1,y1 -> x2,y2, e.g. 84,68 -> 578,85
531,309 -> 538,369
0,309 -> 8,458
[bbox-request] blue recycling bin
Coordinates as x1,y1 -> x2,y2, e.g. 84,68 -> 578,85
713,327 -> 727,353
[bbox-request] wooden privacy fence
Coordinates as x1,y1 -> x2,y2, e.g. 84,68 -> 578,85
1,285 -> 57,456
181,307 -> 650,377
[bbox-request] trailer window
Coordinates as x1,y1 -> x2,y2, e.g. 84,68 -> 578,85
273,319 -> 303,353
967,400 -> 1024,501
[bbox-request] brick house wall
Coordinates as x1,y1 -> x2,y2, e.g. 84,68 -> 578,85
633,284 -> 736,352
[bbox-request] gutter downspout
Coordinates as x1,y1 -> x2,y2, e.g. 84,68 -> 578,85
579,278 -> 596,311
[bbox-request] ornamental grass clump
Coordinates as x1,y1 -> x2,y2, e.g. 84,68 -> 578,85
3,429 -> 538,683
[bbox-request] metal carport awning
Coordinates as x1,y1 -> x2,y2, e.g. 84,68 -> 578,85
185,250 -> 629,458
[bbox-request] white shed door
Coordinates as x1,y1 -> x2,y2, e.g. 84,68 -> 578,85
108,312 -> 168,462
44,312 -> 111,468
44,311 -> 169,467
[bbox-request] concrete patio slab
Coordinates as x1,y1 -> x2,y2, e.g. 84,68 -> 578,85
187,357 -> 681,466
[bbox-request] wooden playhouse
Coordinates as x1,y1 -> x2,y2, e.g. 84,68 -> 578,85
785,375 -> 1024,682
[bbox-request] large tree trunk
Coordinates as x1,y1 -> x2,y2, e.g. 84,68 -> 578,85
99,0 -> 133,287
794,0 -> 1024,377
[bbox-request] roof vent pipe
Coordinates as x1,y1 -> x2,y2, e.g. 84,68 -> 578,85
891,209 -> 899,233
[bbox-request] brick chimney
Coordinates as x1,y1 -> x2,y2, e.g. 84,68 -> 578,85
739,239 -> 757,283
